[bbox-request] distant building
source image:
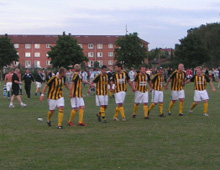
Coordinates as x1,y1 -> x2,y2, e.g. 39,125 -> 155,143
1,35 -> 149,69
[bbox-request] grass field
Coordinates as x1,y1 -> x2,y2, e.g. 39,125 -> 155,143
1,82 -> 220,170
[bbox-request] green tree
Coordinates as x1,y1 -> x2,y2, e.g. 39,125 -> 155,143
0,34 -> 19,69
114,33 -> 148,68
175,31 -> 209,68
48,32 -> 88,69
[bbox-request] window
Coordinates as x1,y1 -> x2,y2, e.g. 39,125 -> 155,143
97,44 -> 103,49
108,44 -> 113,49
35,44 -> 40,49
25,44 -> 31,49
88,60 -> 94,67
46,61 -> 51,65
25,61 -> 31,68
46,44 -> 51,48
97,52 -> 103,57
14,44 -> 19,48
108,52 -> 114,57
16,52 -> 19,57
14,61 -> 19,66
34,61 -> 41,68
88,52 -> 94,58
108,60 -> 113,65
98,60 -> 103,66
88,44 -> 94,49
25,52 -> 31,57
78,44 -> 83,48
46,54 -> 49,57
34,52 -> 40,57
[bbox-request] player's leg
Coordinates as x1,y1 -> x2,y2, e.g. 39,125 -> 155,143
78,98 -> 87,126
132,91 -> 140,118
149,90 -> 157,113
178,90 -> 185,116
57,97 -> 65,128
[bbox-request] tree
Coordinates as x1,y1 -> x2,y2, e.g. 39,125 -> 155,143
48,32 -> 88,69
175,31 -> 209,68
114,32 -> 148,68
0,34 -> 19,69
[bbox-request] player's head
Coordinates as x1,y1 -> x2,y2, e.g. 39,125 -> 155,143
196,66 -> 203,75
26,69 -> 30,74
38,69 -> 42,73
101,65 -> 107,74
178,64 -> 184,71
74,64 -> 81,72
15,68 -> 19,74
139,65 -> 146,74
158,67 -> 164,75
115,63 -> 123,72
59,67 -> 66,77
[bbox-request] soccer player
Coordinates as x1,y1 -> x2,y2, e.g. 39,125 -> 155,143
148,67 -> 165,117
165,64 -> 186,116
22,69 -> 35,99
110,63 -> 134,121
35,69 -> 44,96
5,69 -> 13,99
186,66 -> 216,116
40,67 -> 70,129
91,65 -> 109,123
132,65 -> 152,119
9,68 -> 27,108
68,64 -> 93,127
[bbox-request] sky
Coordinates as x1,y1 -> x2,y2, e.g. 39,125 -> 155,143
0,0 -> 219,49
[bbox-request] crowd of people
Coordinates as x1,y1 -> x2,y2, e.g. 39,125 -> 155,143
3,63 -> 218,129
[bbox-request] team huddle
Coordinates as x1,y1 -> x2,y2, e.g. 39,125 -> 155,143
39,63 -> 216,129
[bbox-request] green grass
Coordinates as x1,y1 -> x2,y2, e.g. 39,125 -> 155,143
1,82 -> 220,170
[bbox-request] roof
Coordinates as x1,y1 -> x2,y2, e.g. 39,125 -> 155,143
0,34 -> 149,45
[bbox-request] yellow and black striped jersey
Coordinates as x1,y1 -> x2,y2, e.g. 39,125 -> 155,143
134,73 -> 151,92
71,73 -> 82,97
47,75 -> 66,100
190,75 -> 210,91
112,71 -> 130,93
93,73 -> 109,95
170,70 -> 186,91
151,73 -> 164,91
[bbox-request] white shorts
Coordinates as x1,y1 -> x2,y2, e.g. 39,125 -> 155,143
134,91 -> 148,104
36,82 -> 42,88
6,82 -> 12,91
194,90 -> 209,101
114,91 -> 126,104
70,97 -> 85,108
171,90 -> 185,100
96,95 -> 109,106
48,97 -> 65,110
152,90 -> 163,103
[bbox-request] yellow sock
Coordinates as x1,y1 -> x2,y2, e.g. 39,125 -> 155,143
47,111 -> 53,122
79,109 -> 84,123
168,101 -> 175,112
179,102 -> 184,114
133,104 -> 139,115
159,103 -> 163,115
119,107 -> 125,118
143,105 -> 149,117
69,109 -> 77,123
149,103 -> 156,112
114,106 -> 120,118
204,103 -> 208,114
100,106 -> 106,120
109,91 -> 112,97
58,110 -> 64,126
190,102 -> 197,110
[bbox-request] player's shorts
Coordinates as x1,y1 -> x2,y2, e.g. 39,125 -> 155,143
12,86 -> 19,96
6,82 -> 12,91
134,91 -> 148,104
151,90 -> 163,103
171,90 -> 185,100
36,82 -> 42,88
70,97 -> 85,108
96,95 -> 108,106
48,97 -> 65,110
114,91 -> 126,104
194,90 -> 209,101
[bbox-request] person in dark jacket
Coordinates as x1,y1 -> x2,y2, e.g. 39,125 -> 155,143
22,69 -> 34,99
35,69 -> 44,96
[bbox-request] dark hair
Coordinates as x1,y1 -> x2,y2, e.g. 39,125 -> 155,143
139,65 -> 146,70
101,65 -> 107,69
59,67 -> 66,74
115,63 -> 123,69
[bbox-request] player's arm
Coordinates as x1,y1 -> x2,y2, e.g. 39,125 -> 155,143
185,75 -> 195,85
209,81 -> 216,92
40,84 -> 48,101
70,81 -> 75,98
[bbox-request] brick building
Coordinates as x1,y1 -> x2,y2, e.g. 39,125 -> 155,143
3,35 -> 149,68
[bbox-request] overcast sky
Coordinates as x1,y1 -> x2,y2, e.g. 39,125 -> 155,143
0,0 -> 219,49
